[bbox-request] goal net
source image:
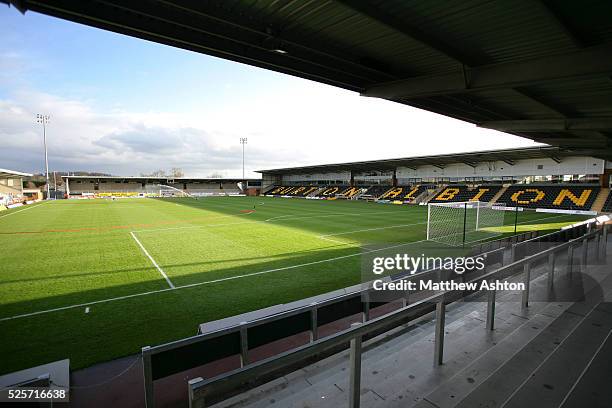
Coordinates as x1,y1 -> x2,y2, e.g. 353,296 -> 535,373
148,184 -> 196,198
426,201 -> 505,246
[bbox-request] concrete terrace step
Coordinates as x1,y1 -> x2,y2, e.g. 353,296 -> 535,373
386,302 -> 571,408
503,302 -> 612,408
425,273 -> 612,408
489,184 -> 509,205
559,324 -> 612,408
590,187 -> 609,213
419,303 -> 585,408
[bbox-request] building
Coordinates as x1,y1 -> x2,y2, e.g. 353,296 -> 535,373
0,168 -> 33,207
258,146 -> 611,190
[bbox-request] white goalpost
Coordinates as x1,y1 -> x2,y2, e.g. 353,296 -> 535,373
152,184 -> 197,199
426,201 -> 506,246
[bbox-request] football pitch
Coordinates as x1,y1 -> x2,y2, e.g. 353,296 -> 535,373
0,197 -> 589,374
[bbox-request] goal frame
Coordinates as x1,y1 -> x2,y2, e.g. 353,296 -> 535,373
426,201 -> 504,247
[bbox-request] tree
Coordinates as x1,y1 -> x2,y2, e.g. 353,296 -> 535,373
141,169 -> 167,177
170,168 -> 184,178
207,172 -> 224,178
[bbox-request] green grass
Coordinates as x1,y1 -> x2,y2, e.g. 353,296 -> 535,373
0,197 -> 589,374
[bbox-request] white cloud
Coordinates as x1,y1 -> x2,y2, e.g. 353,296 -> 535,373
0,84 -> 542,178
0,90 -> 296,177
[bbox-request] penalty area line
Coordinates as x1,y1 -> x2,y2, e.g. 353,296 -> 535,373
320,221 -> 428,238
0,201 -> 48,220
130,231 -> 175,289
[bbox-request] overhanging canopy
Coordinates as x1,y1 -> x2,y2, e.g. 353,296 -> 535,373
0,168 -> 33,178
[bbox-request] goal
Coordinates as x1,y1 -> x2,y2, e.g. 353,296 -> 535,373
148,184 -> 196,198
426,201 -> 505,246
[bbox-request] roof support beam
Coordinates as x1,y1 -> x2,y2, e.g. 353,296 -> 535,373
478,118 -> 612,132
511,88 -> 570,117
538,1 -> 585,47
364,44 -> 612,99
550,156 -> 563,163
335,0 -> 476,66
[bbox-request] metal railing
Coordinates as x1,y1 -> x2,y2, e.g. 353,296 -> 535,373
186,222 -> 607,408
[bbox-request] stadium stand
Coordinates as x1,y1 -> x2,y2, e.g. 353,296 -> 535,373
497,184 -> 600,210
337,186 -> 365,199
289,186 -> 320,197
265,186 -> 320,197
361,185 -> 393,199
0,168 -> 32,206
63,176 -> 248,198
185,182 -> 230,195
312,185 -> 348,198
220,182 -> 241,195
265,186 -> 288,195
378,185 -> 429,201
429,185 -> 503,204
602,191 -> 612,213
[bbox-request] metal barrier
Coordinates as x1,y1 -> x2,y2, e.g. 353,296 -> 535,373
471,229 -> 538,255
187,222 -> 607,408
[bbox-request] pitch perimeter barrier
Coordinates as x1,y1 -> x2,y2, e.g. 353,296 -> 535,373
141,222 -> 598,407
511,222 -> 590,262
471,229 -> 539,255
187,222 -> 607,408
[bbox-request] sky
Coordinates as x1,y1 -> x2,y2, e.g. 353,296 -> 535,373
0,6 -> 541,178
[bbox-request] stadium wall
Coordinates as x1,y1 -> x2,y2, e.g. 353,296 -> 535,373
266,157 -> 605,187
396,156 -> 604,179
0,177 -> 23,196
282,171 -> 350,185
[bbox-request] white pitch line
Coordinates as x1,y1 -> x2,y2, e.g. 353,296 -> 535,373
129,231 -> 175,289
265,210 -> 411,223
0,210 -> 583,322
0,238 -> 428,322
0,201 -> 47,219
132,219 -> 256,233
515,213 -> 574,225
265,212 -> 353,222
320,221 -> 427,237
133,210 -> 407,234
317,235 -> 356,246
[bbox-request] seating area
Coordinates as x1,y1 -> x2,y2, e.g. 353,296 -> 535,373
361,185 -> 393,198
377,185 -> 428,201
498,184 -> 600,210
265,185 -> 368,199
265,186 -> 320,197
312,185 -> 350,198
602,190 -> 612,213
429,185 -> 503,203
264,183 -> 604,211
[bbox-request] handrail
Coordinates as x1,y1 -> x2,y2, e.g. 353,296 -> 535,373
188,224 -> 605,406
